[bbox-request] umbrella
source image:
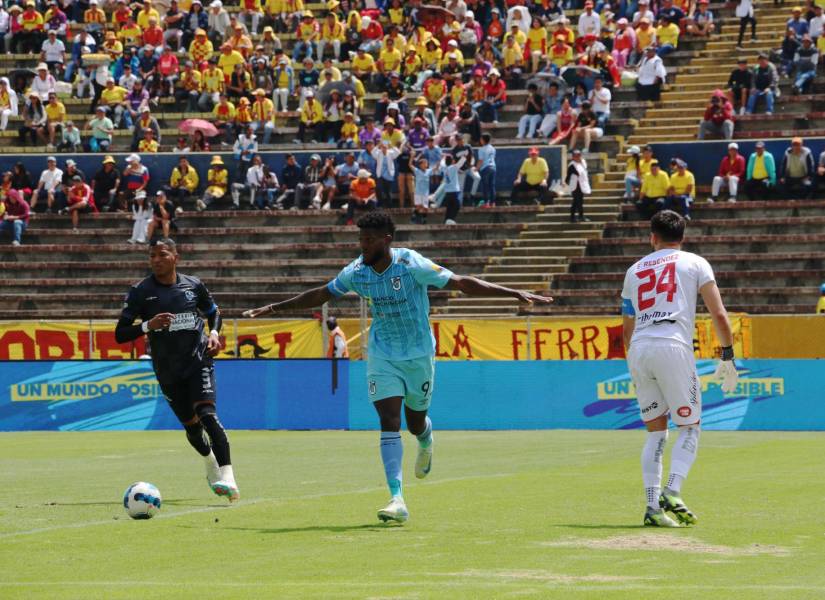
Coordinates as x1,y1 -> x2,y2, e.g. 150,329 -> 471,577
318,80 -> 353,104
560,65 -> 601,77
418,4 -> 453,22
527,74 -> 568,95
179,118 -> 218,138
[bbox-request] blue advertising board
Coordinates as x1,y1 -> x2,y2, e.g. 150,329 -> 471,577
0,359 -> 818,431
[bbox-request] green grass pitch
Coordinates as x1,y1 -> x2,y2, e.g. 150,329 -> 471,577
0,430 -> 823,599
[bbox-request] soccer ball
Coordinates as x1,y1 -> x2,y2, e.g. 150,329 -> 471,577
123,481 -> 162,519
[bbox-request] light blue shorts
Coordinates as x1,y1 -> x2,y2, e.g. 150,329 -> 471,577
366,355 -> 435,411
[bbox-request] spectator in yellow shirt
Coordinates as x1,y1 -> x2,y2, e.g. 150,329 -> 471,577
666,158 -> 695,219
293,10 -> 318,62
513,147 -> 550,203
136,0 -> 161,29
250,88 -> 275,142
189,29 -> 214,65
165,156 -> 200,208
338,111 -> 358,148
295,90 -> 324,142
440,40 -> 465,67
138,128 -> 160,153
197,155 -> 229,210
352,47 -> 376,80
100,78 -> 129,128
420,39 -> 443,70
198,57 -> 225,111
502,35 -> 523,69
318,12 -> 344,61
44,92 -> 65,150
816,284 -> 825,314
638,160 -> 670,218
503,23 -> 527,48
655,17 -> 679,56
378,37 -> 403,74
218,43 -> 246,79
118,17 -> 143,50
18,2 -> 44,53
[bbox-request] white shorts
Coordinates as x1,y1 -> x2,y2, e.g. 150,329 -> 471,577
414,194 -> 429,207
627,340 -> 701,426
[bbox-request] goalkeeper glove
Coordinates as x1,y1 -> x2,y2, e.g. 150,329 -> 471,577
713,346 -> 738,394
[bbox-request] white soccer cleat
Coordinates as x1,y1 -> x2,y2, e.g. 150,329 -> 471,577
211,480 -> 240,503
377,496 -> 409,523
210,464 -> 240,502
415,437 -> 433,480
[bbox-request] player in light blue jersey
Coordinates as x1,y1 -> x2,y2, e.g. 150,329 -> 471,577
243,212 -> 552,523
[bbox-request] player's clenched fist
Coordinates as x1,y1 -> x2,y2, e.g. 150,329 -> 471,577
242,305 -> 271,319
147,312 -> 175,330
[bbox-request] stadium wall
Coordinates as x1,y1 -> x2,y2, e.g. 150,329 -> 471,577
649,136 -> 825,184
0,146 -> 565,194
0,358 -> 819,432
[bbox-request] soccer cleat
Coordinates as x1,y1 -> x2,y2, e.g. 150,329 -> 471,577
660,489 -> 698,526
377,496 -> 409,523
211,480 -> 240,503
644,507 -> 680,528
415,436 -> 433,480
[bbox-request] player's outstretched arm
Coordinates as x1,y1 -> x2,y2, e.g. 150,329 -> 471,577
701,281 -> 738,393
446,275 -> 553,304
242,285 -> 334,318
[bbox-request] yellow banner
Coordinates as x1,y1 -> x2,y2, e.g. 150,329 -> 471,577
339,316 -> 750,360
220,319 -> 322,359
0,316 -> 750,361
0,320 -> 322,360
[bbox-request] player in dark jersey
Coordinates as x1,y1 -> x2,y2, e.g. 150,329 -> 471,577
114,238 -> 239,502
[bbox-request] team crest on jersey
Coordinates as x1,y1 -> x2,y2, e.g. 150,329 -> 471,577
391,276 -> 402,291
184,289 -> 196,301
369,381 -> 376,395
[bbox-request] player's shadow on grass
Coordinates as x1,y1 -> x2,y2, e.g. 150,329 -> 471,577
553,524 -> 644,530
225,524 -> 396,534
45,498 -> 201,507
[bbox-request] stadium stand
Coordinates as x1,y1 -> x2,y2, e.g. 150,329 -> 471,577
0,0 -> 822,321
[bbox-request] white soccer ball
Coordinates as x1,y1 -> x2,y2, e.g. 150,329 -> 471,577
123,481 -> 162,519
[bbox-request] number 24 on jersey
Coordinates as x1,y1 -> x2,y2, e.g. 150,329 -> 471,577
636,263 -> 677,310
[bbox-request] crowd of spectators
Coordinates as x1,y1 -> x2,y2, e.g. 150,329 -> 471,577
0,0 -> 719,155
623,135 -> 823,224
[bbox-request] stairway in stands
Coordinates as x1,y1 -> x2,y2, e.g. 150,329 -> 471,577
442,1 -> 789,317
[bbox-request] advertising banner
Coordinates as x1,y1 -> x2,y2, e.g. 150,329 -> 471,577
0,359 -> 818,432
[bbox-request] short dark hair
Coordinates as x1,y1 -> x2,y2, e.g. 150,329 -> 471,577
650,210 -> 685,242
150,237 -> 178,252
357,212 -> 396,236
481,133 -> 492,144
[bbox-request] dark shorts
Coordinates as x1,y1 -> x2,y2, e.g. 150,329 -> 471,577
159,364 -> 216,423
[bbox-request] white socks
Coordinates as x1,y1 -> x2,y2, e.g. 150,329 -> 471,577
641,430 -> 668,510
667,426 -> 700,493
204,450 -> 220,483
218,464 -> 236,486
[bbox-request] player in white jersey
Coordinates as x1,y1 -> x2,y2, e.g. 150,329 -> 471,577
242,212 -> 552,523
621,210 -> 739,527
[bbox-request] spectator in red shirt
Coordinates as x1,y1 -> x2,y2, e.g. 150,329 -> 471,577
143,17 -> 165,49
65,175 -> 97,232
698,91 -> 734,140
710,142 -> 746,202
157,46 -> 180,97
0,188 -> 30,246
473,69 -> 507,123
